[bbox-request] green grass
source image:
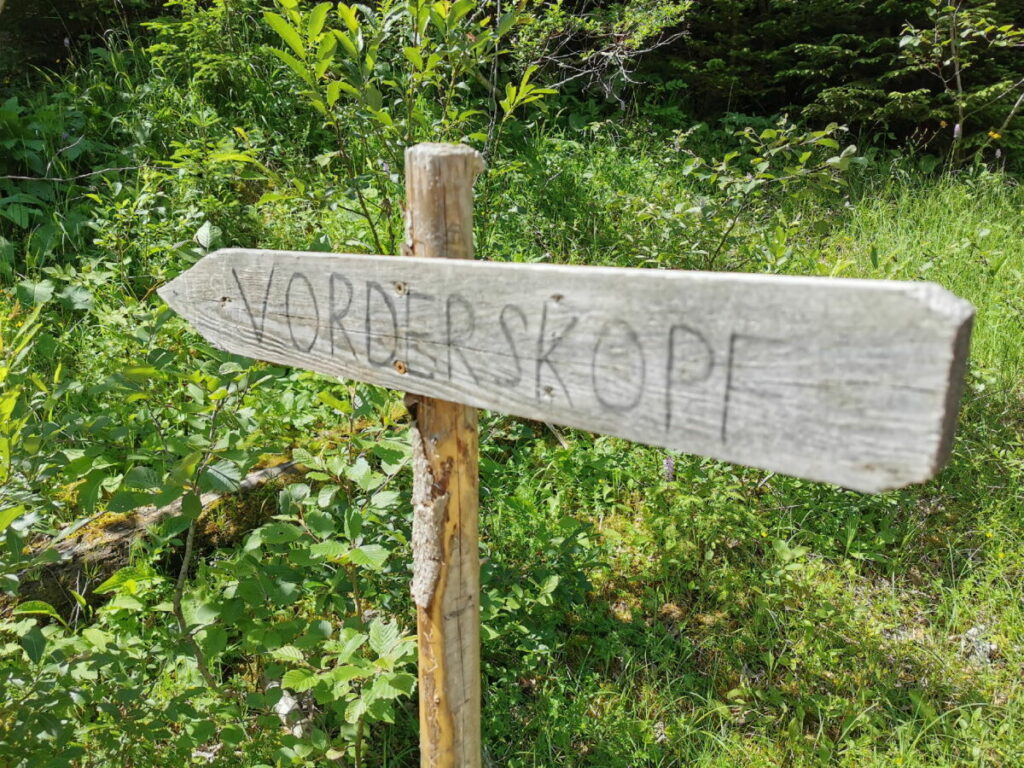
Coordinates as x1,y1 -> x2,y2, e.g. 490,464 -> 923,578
469,159 -> 1024,767
2,10 -> 1024,766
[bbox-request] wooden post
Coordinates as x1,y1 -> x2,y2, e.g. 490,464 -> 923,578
403,143 -> 484,768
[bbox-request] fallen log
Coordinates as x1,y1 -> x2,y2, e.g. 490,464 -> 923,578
15,462 -> 301,616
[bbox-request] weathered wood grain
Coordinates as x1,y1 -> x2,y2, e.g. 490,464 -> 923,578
159,248 -> 973,493
403,143 -> 483,768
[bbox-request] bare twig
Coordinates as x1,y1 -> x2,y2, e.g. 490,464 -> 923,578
1,166 -> 141,183
994,89 -> 1024,136
537,29 -> 688,106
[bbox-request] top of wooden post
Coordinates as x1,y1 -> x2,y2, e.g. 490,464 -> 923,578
404,143 -> 484,262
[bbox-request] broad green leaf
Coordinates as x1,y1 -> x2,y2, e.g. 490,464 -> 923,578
316,485 -> 340,510
317,389 -> 351,412
305,509 -> 336,537
94,565 -> 157,595
539,574 -> 560,595
332,629 -> 367,662
307,2 -> 332,38
370,109 -> 394,128
315,36 -> 337,72
372,441 -> 408,467
83,626 -> 111,652
0,236 -> 13,279
200,460 -> 242,492
327,80 -> 350,108
190,720 -> 216,742
161,511 -> 194,537
499,83 -> 515,114
271,645 -> 305,663
366,698 -> 396,723
0,390 -> 18,422
13,600 -> 65,626
244,529 -> 263,551
57,284 -> 93,312
106,489 -> 152,513
403,46 -> 424,70
268,48 -> 313,87
349,544 -> 388,570
189,601 -> 221,624
21,625 -> 46,664
346,457 -> 382,491
369,489 -> 400,511
362,85 -> 383,110
170,452 -> 202,484
122,365 -> 165,381
264,12 -> 306,59
386,671 -> 416,695
105,594 -> 145,612
368,618 -> 400,657
260,522 -> 302,545
325,455 -> 346,477
278,482 -> 310,514
496,11 -> 516,37
193,220 -> 220,249
182,491 -> 202,519
123,466 -> 163,490
1,203 -> 35,228
329,664 -> 370,684
199,625 -> 228,658
282,668 -> 317,692
0,505 -> 23,533
333,30 -> 358,58
337,3 -> 359,32
366,675 -> 402,702
16,279 -> 54,305
310,539 -> 348,561
449,0 -> 474,24
345,696 -> 368,724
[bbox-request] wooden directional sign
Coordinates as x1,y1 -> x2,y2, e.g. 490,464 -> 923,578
159,248 -> 973,494
160,143 -> 973,768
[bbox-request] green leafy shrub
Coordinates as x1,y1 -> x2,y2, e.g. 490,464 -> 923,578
637,0 -> 1024,162
899,0 -> 1024,165
258,0 -> 556,254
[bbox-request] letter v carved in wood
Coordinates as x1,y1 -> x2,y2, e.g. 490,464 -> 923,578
232,267 -> 275,344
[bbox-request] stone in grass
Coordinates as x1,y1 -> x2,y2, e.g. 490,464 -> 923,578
960,625 -> 999,666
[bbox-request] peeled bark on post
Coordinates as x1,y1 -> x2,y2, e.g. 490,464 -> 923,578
403,143 -> 484,768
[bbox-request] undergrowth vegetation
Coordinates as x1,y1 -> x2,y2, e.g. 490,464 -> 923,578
1,1 -> 1022,766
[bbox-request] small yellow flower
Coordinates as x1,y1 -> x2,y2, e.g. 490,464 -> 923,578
987,531 -> 993,538
760,531 -> 768,538
939,120 -> 948,128
988,130 -> 1002,140
998,552 -> 1006,559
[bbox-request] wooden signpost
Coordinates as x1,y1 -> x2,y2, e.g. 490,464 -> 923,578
160,143 -> 974,766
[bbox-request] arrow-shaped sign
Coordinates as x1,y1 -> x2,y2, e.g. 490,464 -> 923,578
160,248 -> 973,493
